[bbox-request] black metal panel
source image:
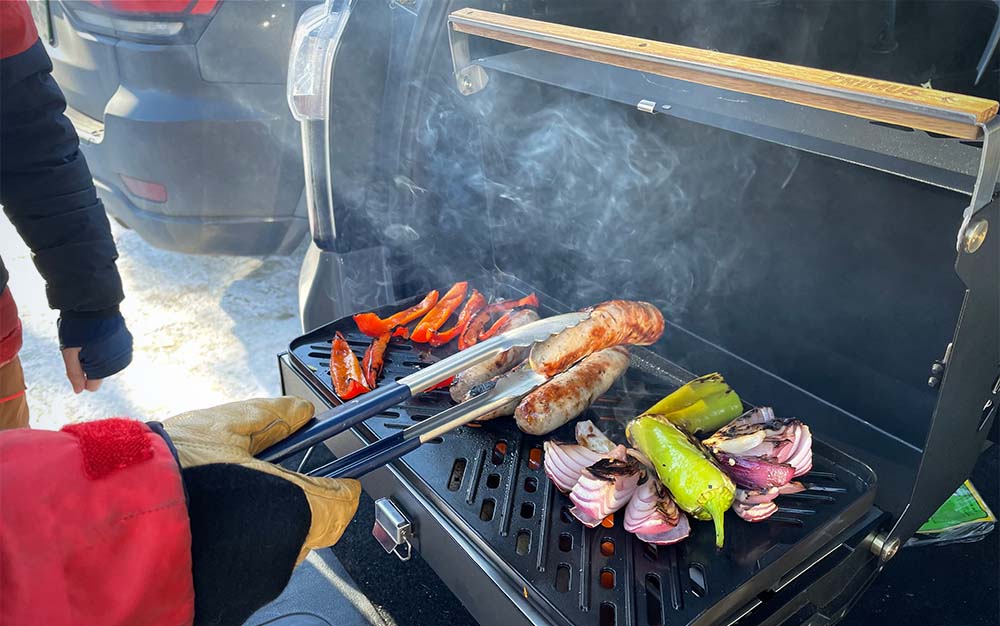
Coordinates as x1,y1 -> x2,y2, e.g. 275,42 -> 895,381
889,198 -> 1000,544
286,275 -> 876,626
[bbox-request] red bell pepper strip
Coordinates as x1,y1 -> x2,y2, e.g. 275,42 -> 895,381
353,290 -> 439,337
488,292 -> 539,314
330,331 -> 371,400
410,282 -> 468,343
392,326 -> 410,339
458,293 -> 540,349
458,308 -> 492,350
361,332 -> 391,388
429,376 -> 455,391
478,310 -> 515,341
428,289 -> 486,347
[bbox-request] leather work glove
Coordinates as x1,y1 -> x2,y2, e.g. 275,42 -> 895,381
58,310 -> 133,393
162,397 -> 361,626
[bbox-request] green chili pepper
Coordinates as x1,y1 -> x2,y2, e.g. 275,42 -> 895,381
627,415 -> 735,547
644,373 -> 730,415
659,390 -> 743,435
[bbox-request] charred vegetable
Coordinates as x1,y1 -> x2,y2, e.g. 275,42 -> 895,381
569,451 -> 644,527
361,332 -> 391,388
330,331 -> 371,400
704,407 -> 813,487
627,415 -> 735,548
645,373 -> 743,435
428,289 -> 486,347
623,476 -> 691,545
410,282 -> 468,343
353,290 -> 438,337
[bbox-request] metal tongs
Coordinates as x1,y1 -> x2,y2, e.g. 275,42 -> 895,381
256,311 -> 589,473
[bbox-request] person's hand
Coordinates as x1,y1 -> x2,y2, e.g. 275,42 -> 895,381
57,311 -> 133,393
161,397 -> 361,626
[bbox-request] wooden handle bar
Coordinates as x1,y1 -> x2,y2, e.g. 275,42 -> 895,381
450,8 -> 998,140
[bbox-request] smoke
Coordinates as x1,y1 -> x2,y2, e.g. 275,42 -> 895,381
383,61 -> 778,332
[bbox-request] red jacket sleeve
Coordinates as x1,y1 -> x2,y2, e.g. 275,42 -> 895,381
0,0 -> 37,59
0,419 -> 195,626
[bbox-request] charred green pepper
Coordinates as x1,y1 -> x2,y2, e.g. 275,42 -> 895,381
644,373 -> 743,435
627,415 -> 735,547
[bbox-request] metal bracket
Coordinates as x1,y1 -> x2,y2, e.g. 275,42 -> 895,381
448,26 -> 489,96
372,497 -> 413,561
958,117 -> 1000,250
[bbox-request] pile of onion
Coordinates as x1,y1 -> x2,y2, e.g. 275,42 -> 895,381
704,407 -> 812,521
543,421 -> 691,545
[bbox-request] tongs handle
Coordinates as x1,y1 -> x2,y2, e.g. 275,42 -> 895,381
257,382 -> 411,462
306,432 -> 422,479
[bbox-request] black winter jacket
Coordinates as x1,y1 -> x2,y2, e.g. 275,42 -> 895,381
1,40 -> 124,315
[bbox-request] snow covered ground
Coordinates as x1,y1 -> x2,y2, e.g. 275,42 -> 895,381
1,217 -> 306,430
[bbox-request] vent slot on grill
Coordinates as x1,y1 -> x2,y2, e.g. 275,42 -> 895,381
555,564 -> 571,592
480,499 -> 496,522
516,530 -> 531,556
559,533 -> 573,552
520,502 -> 535,519
448,459 -> 467,492
599,602 -> 616,626
492,441 -> 508,465
645,574 -> 663,626
689,563 -> 707,598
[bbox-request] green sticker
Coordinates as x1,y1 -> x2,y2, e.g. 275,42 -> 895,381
917,480 -> 996,534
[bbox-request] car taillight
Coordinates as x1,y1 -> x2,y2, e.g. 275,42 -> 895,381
61,0 -> 222,44
119,174 -> 167,203
287,2 -> 353,122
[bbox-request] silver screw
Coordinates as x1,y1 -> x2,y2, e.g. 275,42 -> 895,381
963,219 -> 989,254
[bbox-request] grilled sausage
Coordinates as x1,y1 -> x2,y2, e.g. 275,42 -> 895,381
529,300 -> 663,377
450,309 -> 540,403
515,346 -> 630,435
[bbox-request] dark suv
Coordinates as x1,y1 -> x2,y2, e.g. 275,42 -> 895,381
34,0 -> 317,255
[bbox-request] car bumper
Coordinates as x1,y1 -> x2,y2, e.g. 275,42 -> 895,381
94,176 -> 307,256
63,40 -> 305,256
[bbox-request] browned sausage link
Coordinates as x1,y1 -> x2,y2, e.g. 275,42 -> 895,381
450,309 -> 540,403
515,346 -> 630,435
528,300 -> 663,377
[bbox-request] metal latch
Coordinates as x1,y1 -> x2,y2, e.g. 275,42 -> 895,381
372,497 -> 413,561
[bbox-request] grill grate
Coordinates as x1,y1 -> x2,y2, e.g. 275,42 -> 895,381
288,277 -> 876,626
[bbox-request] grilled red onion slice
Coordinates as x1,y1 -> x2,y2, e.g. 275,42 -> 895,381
707,408 -> 813,483
716,453 -> 797,489
576,420 -> 617,454
569,455 -> 643,527
623,477 -> 690,545
785,424 -> 813,477
635,512 -> 691,545
543,441 -> 606,493
733,501 -> 779,522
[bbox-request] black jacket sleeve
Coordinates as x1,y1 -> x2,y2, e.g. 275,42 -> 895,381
0,40 -> 123,314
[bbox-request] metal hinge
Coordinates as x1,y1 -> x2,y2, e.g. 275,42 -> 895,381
927,342 -> 953,389
372,497 -> 413,561
958,117 -> 1000,251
